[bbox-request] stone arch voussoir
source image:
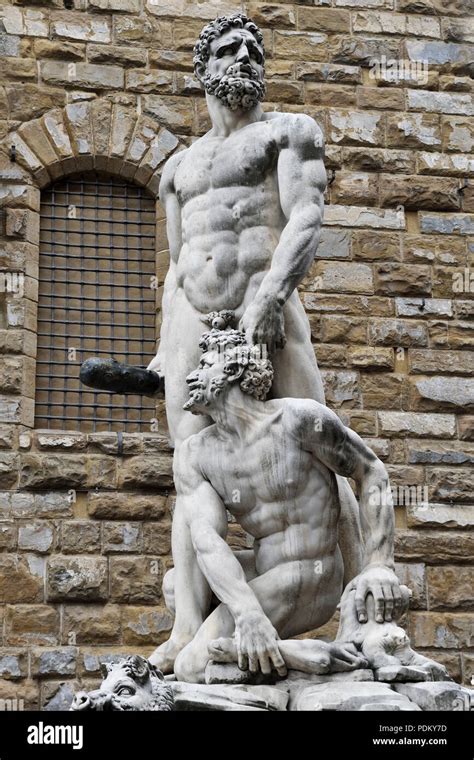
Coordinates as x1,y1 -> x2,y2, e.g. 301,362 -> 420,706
1,96 -> 182,196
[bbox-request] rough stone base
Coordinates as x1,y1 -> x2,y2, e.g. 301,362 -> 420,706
168,668 -> 474,711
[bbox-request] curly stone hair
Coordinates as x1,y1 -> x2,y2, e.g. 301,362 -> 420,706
193,13 -> 265,78
199,328 -> 274,401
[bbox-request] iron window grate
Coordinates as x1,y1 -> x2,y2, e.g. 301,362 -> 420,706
35,172 -> 158,433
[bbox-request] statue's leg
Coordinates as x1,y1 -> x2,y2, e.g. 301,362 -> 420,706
209,637 -> 367,674
271,294 -> 363,585
174,556 -> 343,683
150,292 -> 214,672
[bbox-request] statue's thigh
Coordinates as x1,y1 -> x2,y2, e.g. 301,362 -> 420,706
270,295 -> 325,403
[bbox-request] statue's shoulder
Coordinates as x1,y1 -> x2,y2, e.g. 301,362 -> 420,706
280,396 -> 332,439
265,111 -> 324,151
159,147 -> 190,198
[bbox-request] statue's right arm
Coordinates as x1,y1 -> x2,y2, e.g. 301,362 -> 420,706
176,439 -> 286,675
147,151 -> 185,375
177,439 -> 265,622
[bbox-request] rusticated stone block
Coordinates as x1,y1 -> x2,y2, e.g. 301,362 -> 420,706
0,454 -> 19,489
34,39 -> 85,60
143,95 -> 194,135
11,492 -> 74,519
407,502 -> 474,530
51,12 -> 111,43
361,373 -> 409,409
31,647 -> 77,678
5,605 -> 60,647
380,176 -> 461,211
459,417 -> 474,441
18,522 -> 55,553
142,522 -> 172,555
441,116 -> 474,153
109,556 -> 162,604
396,299 -> 453,318
88,43 -> 146,67
42,60 -> 124,90
369,318 -> 428,347
348,411 -> 377,436
427,567 -> 474,610
327,109 -> 384,147
121,606 -> 173,646
409,612 -> 474,650
374,264 -> 432,296
427,467 -> 474,503
87,491 -> 168,520
274,30 -> 328,62
0,649 -> 28,680
0,523 -> 16,551
61,521 -> 101,554
410,376 -> 474,412
62,604 -> 121,645
321,370 -> 360,409
386,113 -> 442,150
331,35 -> 400,68
320,316 -> 367,343
408,89 -> 474,117
117,455 -> 173,488
395,530 -> 474,564
379,411 -> 456,438
0,556 -> 43,603
46,556 -> 108,602
103,522 -> 142,553
19,455 -> 87,490
36,433 -> 87,451
330,171 -> 378,206
352,231 -> 401,262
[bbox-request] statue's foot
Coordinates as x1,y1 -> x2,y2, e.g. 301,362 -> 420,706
208,637 -> 237,663
149,638 -> 189,674
328,642 -> 369,672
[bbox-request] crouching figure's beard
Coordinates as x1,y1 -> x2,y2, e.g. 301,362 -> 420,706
183,374 -> 227,414
202,64 -> 266,111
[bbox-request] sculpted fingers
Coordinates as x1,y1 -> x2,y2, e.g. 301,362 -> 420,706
373,584 -> 385,623
383,585 -> 394,622
269,646 -> 287,677
392,586 -> 403,619
355,578 -> 369,623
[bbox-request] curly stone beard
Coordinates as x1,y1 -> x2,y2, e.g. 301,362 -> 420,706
202,64 -> 266,111
183,374 -> 228,413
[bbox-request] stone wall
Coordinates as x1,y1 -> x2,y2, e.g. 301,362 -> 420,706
0,0 -> 472,709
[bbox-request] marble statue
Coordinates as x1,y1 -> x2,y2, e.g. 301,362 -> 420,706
69,656 -> 174,712
146,11 -> 363,673
75,13 -> 464,710
160,319 -> 446,684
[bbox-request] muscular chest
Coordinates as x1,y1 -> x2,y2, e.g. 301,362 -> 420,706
174,127 -> 279,205
206,431 -> 313,513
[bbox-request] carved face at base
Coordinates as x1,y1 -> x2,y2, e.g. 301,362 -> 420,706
194,15 -> 266,111
70,656 -> 174,712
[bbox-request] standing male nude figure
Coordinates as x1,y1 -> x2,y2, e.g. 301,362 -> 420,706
147,13 -> 362,671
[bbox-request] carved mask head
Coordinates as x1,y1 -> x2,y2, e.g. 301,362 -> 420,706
70,656 -> 174,712
194,14 -> 266,111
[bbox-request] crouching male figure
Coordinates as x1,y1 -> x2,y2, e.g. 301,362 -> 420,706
168,326 -> 402,683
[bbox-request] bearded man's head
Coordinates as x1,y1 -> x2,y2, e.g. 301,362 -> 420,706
193,13 -> 266,111
184,327 -> 274,415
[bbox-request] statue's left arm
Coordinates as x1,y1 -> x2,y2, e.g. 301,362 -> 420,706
298,402 -> 402,625
240,114 -> 326,351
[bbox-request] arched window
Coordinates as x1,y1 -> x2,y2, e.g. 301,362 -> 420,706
35,172 -> 157,432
